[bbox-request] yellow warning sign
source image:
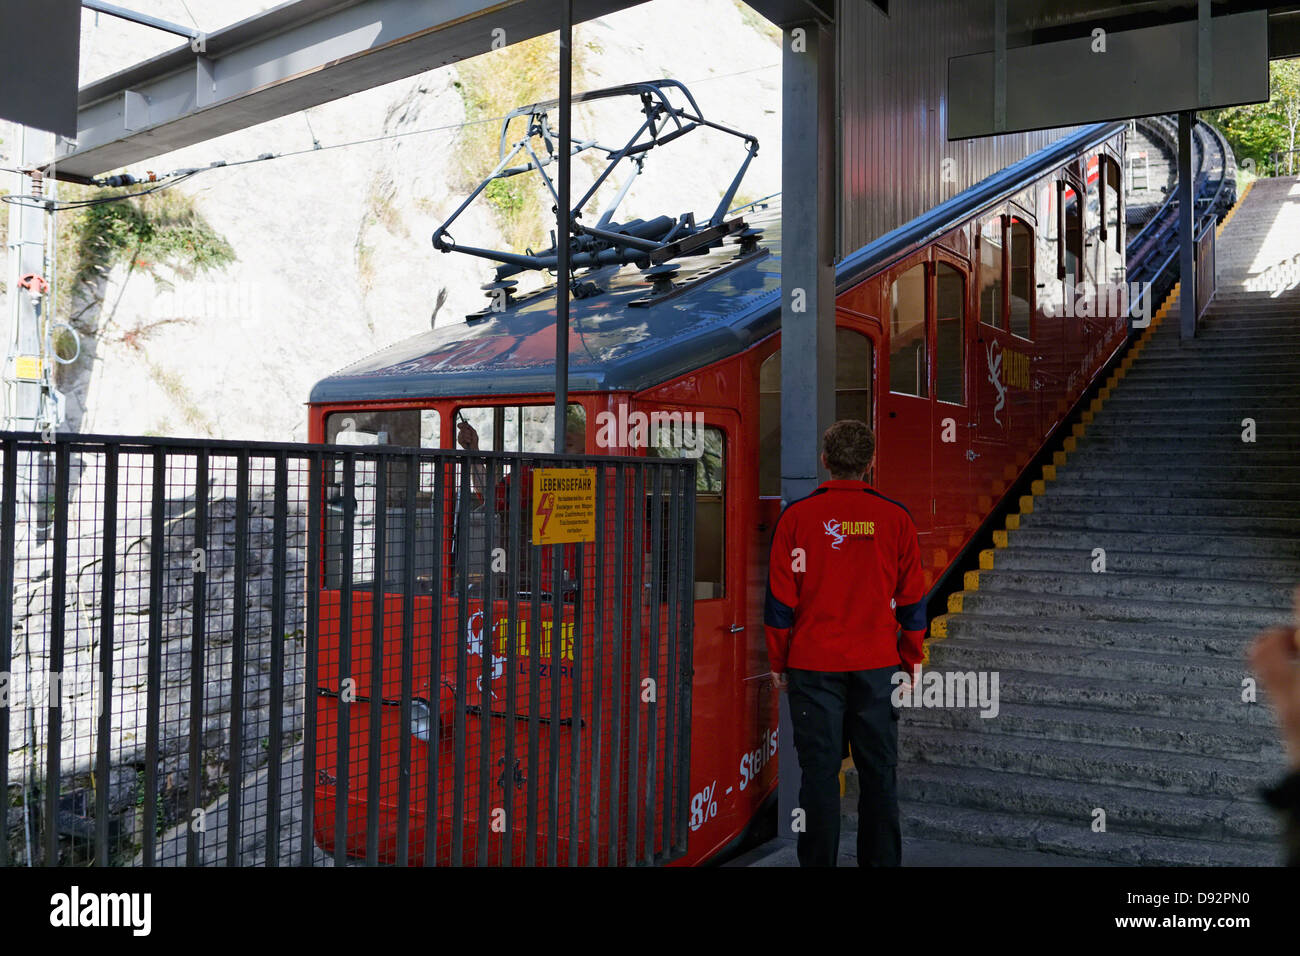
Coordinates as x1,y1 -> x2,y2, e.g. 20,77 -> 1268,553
531,468 -> 596,545
13,356 -> 42,381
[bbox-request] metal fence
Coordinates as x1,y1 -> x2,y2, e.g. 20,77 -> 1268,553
0,431 -> 695,867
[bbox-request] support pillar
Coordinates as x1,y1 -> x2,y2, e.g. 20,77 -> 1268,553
777,16 -> 837,847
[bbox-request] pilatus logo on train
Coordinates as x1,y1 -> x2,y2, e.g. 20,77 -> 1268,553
823,519 -> 874,549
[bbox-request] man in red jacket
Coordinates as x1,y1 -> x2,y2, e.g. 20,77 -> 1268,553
765,419 -> 926,866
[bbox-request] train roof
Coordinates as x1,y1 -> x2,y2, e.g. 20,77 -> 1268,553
310,121 -> 1125,405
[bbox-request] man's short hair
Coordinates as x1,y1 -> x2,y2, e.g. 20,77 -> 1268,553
823,420 -> 875,478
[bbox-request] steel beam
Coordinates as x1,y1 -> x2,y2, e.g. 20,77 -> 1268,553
948,10 -> 1269,140
777,15 -> 836,846
47,0 -> 642,179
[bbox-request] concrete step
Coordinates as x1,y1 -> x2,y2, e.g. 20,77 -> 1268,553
938,611 -> 1266,662
986,544 -> 1300,581
900,700 -> 1282,762
1066,446 -> 1300,468
911,663 -> 1277,726
1020,508 -> 1300,538
1070,434 -> 1295,454
1090,409 -> 1300,426
952,586 -> 1292,630
884,764 -> 1280,843
975,567 -> 1292,609
930,634 -> 1256,690
1119,369 -> 1300,389
1130,354 -> 1300,372
895,797 -> 1279,865
1042,476 -> 1300,502
1003,526 -> 1300,558
1043,466 -> 1300,491
897,725 -> 1268,798
1140,336 -> 1300,354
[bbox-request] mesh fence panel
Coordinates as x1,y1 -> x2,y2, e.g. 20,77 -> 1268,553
1,433 -> 694,867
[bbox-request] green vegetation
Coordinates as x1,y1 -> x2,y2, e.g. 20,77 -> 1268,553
57,183 -> 236,337
1206,59 -> 1300,178
452,34 -> 594,256
733,0 -> 783,43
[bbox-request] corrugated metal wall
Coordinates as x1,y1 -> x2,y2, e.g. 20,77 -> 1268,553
837,0 -> 1079,255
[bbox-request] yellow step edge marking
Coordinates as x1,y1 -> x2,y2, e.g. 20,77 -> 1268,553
1082,410 -> 1094,424
1006,513 -> 1020,530
947,591 -> 966,613
930,614 -> 950,639
1018,495 -> 1034,514
1042,464 -> 1056,481
1052,451 -> 1066,467
963,569 -> 980,590
1031,479 -> 1045,495
993,529 -> 1009,548
1063,436 -> 1077,453
979,549 -> 996,570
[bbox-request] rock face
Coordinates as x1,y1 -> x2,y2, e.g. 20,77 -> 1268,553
27,0 -> 782,444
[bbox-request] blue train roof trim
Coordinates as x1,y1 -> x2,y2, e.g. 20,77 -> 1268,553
310,121 -> 1124,405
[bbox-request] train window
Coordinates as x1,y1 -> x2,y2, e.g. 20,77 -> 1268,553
889,264 -> 927,398
978,218 -> 1004,330
934,263 -> 965,405
650,426 -> 725,599
836,328 -> 873,425
758,329 -> 874,497
1102,156 -> 1122,253
1063,184 -> 1082,287
326,408 -> 440,448
322,408 -> 441,591
759,350 -> 781,497
1009,219 -> 1034,339
453,403 -> 586,455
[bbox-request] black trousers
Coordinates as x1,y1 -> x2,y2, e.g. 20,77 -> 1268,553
786,666 -> 901,867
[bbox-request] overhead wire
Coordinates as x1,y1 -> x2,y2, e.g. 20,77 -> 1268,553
0,59 -> 781,213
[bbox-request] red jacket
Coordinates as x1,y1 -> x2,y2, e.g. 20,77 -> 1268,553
764,479 -> 926,673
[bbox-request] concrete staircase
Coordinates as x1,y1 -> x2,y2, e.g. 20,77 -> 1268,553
849,177 -> 1300,865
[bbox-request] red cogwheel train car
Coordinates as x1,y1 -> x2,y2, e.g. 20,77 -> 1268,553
307,121 -> 1129,865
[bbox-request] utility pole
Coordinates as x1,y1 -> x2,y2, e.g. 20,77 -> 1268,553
4,123 -> 63,435
552,0 -> 573,455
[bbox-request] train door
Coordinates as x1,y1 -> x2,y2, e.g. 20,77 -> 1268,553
1007,214 -> 1044,439
649,406 -> 754,857
879,251 -> 933,534
973,213 -> 1012,469
1097,153 -> 1126,341
1037,180 -> 1067,425
754,318 -> 878,582
1059,175 -> 1086,400
931,248 -> 974,538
